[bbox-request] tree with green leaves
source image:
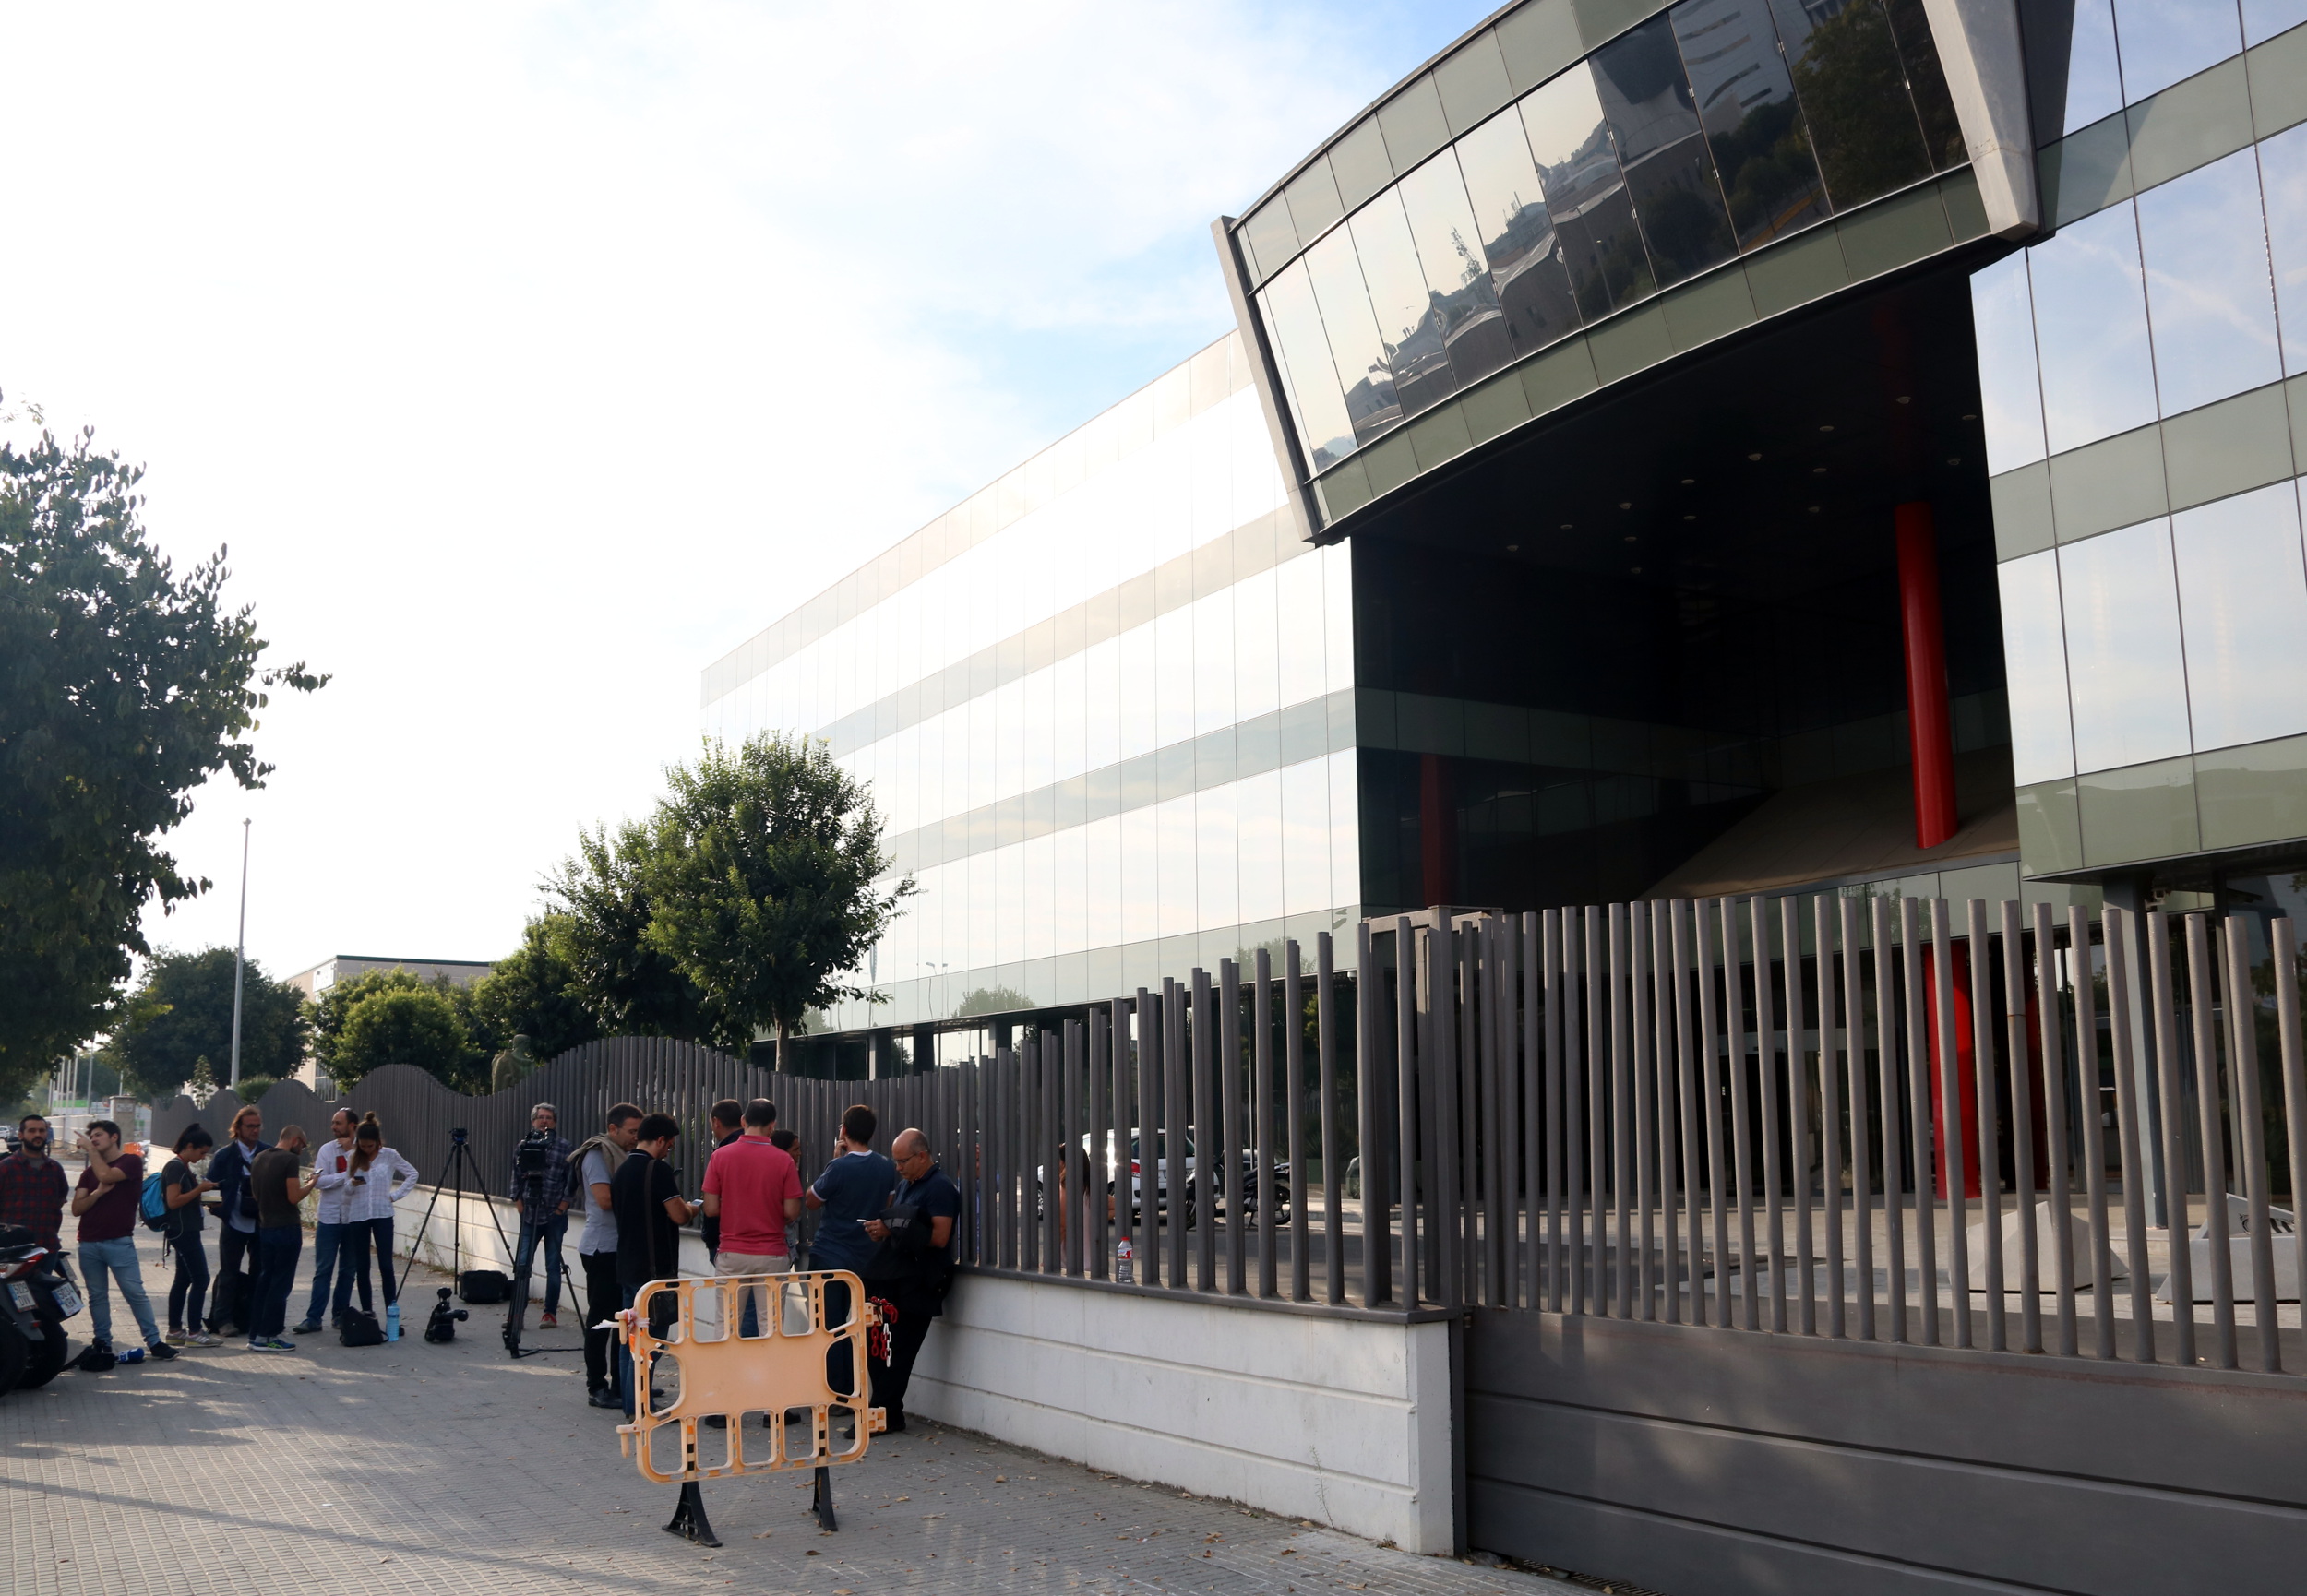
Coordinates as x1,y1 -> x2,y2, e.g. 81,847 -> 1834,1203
0,412 -> 324,1101
552,733 -> 912,1054
102,947 -> 310,1101
308,968 -> 431,1080
333,984 -> 472,1090
549,817 -> 707,1039
458,913 -> 603,1064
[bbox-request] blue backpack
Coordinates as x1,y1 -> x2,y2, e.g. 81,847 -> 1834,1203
139,1170 -> 173,1230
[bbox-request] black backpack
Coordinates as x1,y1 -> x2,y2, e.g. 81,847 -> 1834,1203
458,1269 -> 509,1304
208,1270 -> 252,1335
338,1308 -> 386,1347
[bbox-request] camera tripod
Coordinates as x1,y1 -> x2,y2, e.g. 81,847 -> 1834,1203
395,1129 -> 580,1360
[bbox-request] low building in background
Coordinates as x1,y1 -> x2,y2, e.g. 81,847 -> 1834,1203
282,954 -> 495,1087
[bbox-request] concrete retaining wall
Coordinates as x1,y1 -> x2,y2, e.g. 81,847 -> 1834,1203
906,1272 -> 1457,1554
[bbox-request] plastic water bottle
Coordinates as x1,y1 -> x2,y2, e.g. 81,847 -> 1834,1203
1115,1235 -> 1134,1285
116,1346 -> 146,1365
386,1303 -> 401,1342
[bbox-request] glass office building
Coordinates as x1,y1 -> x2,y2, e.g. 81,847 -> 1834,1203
704,0 -> 2307,1047
701,336 -> 1361,1037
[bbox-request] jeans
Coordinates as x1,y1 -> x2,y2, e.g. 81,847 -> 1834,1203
580,1251 -> 622,1394
617,1283 -> 639,1416
332,1218 -> 396,1321
868,1280 -> 941,1420
168,1230 -> 210,1332
513,1210 -> 567,1313
78,1235 -> 161,1349
301,1221 -> 351,1327
250,1226 -> 303,1340
208,1222 -> 256,1333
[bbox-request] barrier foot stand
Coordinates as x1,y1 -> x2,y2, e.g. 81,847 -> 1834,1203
811,1466 -> 838,1532
665,1481 -> 721,1548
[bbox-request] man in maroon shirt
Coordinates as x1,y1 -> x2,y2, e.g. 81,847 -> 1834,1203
0,1114 -> 70,1250
70,1121 -> 175,1360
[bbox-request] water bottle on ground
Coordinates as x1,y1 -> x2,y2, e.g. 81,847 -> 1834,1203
386,1302 -> 401,1341
116,1346 -> 146,1365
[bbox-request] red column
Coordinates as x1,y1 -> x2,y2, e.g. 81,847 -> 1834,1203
1418,753 -> 1454,908
1895,501 -> 1959,849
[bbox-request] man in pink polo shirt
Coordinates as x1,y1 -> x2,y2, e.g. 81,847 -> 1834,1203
702,1097 -> 803,1274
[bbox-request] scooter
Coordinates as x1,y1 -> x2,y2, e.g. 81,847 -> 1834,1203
0,1224 -> 81,1396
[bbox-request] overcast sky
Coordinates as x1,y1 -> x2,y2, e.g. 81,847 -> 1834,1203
2,2 -> 1489,984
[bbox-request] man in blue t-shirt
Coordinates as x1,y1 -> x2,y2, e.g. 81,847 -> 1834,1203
807,1103 -> 897,1274
806,1103 -> 896,1405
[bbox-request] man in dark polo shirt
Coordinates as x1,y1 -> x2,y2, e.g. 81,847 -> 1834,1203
610,1114 -> 696,1416
862,1128 -> 962,1433
246,1126 -> 315,1352
69,1121 -> 174,1362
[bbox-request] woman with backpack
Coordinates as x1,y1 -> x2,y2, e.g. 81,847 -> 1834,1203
334,1114 -> 419,1335
158,1126 -> 220,1347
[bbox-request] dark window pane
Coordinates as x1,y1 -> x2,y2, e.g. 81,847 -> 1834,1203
2022,0 -> 2126,143
1521,64 -> 1658,316
1592,16 -> 1737,284
2027,200 -> 2159,451
1257,264 -> 1357,470
2261,123 -> 2307,375
1454,106 -> 1585,352
1303,226 -> 1404,446
1349,192 -> 1458,419
1397,152 -> 1516,388
2135,147 -> 2282,414
2112,0 -> 2243,101
1883,0 -> 1968,169
1771,0 -> 1933,208
1670,0 -> 1831,248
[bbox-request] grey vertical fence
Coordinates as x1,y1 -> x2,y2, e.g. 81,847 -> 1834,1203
150,900 -> 2307,1376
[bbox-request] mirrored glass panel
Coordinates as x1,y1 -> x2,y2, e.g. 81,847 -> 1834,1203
1303,225 -> 1403,447
1351,189 -> 1458,419
1769,0 -> 1932,208
2026,0 -> 2126,142
1453,106 -> 1584,352
1997,548 -> 2076,785
2171,481 -> 2307,751
2135,148 -> 2282,415
1521,65 -> 1656,317
1396,152 -> 1515,388
1671,0 -> 1830,248
2111,0 -> 2243,102
1255,262 -> 1357,470
1972,252 -> 2048,471
2060,518 -> 2193,771
1883,0 -> 1968,169
1592,17 -> 1736,284
2254,124 -> 2307,375
2026,201 -> 2160,453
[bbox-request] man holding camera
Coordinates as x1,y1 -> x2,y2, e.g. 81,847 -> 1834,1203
508,1103 -> 573,1328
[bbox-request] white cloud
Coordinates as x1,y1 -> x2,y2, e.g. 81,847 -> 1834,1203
0,0 -> 1487,983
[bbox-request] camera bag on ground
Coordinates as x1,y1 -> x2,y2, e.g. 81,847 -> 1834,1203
72,1343 -> 117,1374
209,1269 -> 252,1334
338,1308 -> 386,1347
459,1269 -> 509,1304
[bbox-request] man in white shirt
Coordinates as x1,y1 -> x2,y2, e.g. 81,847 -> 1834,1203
574,1103 -> 641,1410
293,1110 -> 359,1335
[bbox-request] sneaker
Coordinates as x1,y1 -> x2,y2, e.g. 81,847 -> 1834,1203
248,1338 -> 296,1353
539,1312 -> 558,1328
290,1320 -> 322,1336
145,1340 -> 178,1362
187,1332 -> 221,1348
164,1331 -> 188,1346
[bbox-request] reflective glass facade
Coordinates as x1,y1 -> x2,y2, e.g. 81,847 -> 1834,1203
1245,0 -> 1966,475
702,335 -> 1360,1032
1979,7 -> 2307,878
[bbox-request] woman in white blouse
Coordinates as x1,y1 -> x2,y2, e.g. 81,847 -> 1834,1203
334,1112 -> 420,1325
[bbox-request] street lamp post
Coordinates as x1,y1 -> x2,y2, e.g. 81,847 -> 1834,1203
228,818 -> 250,1088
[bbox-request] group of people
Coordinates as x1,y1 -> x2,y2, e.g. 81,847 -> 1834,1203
552,1094 -> 961,1432
0,1104 -> 420,1361
0,1092 -> 962,1424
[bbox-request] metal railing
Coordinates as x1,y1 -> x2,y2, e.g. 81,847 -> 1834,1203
152,899 -> 2307,1372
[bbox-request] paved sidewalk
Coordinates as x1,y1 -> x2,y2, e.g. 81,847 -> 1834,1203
6,1228 -> 1563,1596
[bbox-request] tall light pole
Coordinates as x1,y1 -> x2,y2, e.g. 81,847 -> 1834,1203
228,818 -> 250,1088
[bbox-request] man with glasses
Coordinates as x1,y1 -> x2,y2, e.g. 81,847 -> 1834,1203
860,1128 -> 960,1434
509,1102 -> 574,1328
